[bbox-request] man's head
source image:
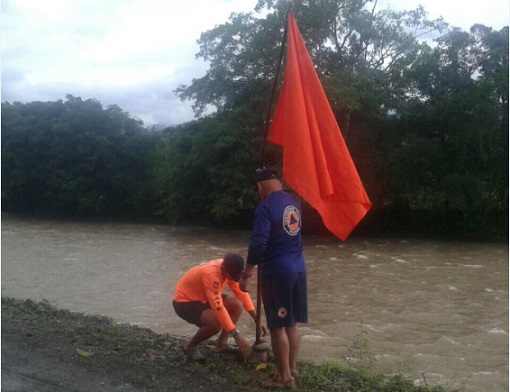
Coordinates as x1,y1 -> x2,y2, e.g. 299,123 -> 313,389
256,167 -> 280,183
222,253 -> 245,282
255,167 -> 282,200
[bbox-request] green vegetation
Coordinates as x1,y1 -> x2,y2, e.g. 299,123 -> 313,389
1,96 -> 159,220
192,318 -> 451,391
192,357 -> 450,392
344,319 -> 377,373
2,0 -> 508,241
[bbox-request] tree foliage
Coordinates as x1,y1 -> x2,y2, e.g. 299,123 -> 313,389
383,25 -> 509,235
151,106 -> 262,226
2,95 -> 158,218
2,1 -> 508,240
173,0 -> 508,238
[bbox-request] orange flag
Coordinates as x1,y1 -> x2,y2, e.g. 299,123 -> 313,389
267,13 -> 371,241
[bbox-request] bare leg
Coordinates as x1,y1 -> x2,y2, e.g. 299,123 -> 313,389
270,327 -> 292,382
183,309 -> 221,350
286,325 -> 300,375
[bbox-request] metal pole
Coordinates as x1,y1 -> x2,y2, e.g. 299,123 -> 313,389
258,12 -> 289,168
255,11 -> 289,345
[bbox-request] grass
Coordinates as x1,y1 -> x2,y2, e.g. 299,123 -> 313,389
190,351 -> 452,392
191,320 -> 454,392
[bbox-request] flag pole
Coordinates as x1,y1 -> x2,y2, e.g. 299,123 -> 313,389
259,11 -> 289,169
255,11 -> 289,345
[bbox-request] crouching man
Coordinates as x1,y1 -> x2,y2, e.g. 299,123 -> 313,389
172,253 -> 266,360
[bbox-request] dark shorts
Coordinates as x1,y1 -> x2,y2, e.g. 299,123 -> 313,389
173,294 -> 227,327
262,271 -> 308,330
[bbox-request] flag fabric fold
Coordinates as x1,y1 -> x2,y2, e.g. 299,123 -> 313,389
267,13 -> 371,241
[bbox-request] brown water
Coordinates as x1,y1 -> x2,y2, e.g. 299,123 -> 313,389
1,216 -> 508,391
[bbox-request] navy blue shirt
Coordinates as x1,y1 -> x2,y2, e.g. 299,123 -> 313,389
247,190 -> 305,276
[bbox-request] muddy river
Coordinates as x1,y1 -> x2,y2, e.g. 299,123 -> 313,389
1,216 -> 507,391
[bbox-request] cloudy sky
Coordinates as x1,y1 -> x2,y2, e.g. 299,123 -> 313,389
2,0 -> 508,127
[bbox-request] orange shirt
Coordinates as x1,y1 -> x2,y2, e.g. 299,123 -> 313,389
173,259 -> 255,332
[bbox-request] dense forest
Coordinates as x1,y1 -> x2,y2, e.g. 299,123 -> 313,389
2,0 -> 508,241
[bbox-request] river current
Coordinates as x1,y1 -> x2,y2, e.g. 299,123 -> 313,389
1,216 -> 508,391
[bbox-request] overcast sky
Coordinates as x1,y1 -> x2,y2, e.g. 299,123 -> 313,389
2,0 -> 508,127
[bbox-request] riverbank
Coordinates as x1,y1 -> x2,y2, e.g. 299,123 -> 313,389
2,297 -> 449,392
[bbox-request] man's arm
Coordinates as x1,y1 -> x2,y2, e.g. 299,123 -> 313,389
204,276 -> 236,332
227,281 -> 265,327
240,204 -> 270,292
238,267 -> 254,293
228,280 -> 255,311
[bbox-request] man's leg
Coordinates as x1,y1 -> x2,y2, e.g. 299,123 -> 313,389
286,325 -> 300,376
184,308 -> 221,350
270,327 -> 292,383
213,295 -> 243,351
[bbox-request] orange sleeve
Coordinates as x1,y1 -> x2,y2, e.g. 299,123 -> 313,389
202,268 -> 236,332
228,281 -> 255,312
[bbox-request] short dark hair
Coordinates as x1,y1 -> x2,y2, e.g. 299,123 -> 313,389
222,253 -> 245,282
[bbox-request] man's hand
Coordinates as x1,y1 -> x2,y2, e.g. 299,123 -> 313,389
239,277 -> 249,292
258,323 -> 268,338
234,334 -> 253,359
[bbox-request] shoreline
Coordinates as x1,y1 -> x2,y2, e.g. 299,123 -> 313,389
1,297 -> 450,392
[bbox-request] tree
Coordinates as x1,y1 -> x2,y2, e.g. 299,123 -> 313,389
173,0 -> 507,238
1,96 -> 158,218
4,0 -> 507,239
153,107 -> 261,226
384,25 -> 509,236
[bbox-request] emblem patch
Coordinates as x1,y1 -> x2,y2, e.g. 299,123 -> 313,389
278,307 -> 288,318
283,205 -> 301,235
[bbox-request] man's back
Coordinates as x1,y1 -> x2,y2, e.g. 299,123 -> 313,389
173,259 -> 222,303
248,190 -> 305,276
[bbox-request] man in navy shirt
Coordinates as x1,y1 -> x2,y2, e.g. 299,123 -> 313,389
240,167 -> 308,390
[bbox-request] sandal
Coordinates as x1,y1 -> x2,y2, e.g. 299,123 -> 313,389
262,376 -> 296,389
182,347 -> 206,362
269,371 -> 300,381
212,345 -> 238,354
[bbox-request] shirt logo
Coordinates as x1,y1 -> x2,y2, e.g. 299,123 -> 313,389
283,205 -> 301,236
213,281 -> 222,310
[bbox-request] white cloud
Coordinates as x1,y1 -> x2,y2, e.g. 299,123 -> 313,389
381,0 -> 509,30
1,0 -> 508,126
1,0 -> 257,125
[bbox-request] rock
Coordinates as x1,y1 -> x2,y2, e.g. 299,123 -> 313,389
254,342 -> 271,352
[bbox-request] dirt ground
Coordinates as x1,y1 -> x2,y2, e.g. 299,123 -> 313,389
1,297 -> 264,392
